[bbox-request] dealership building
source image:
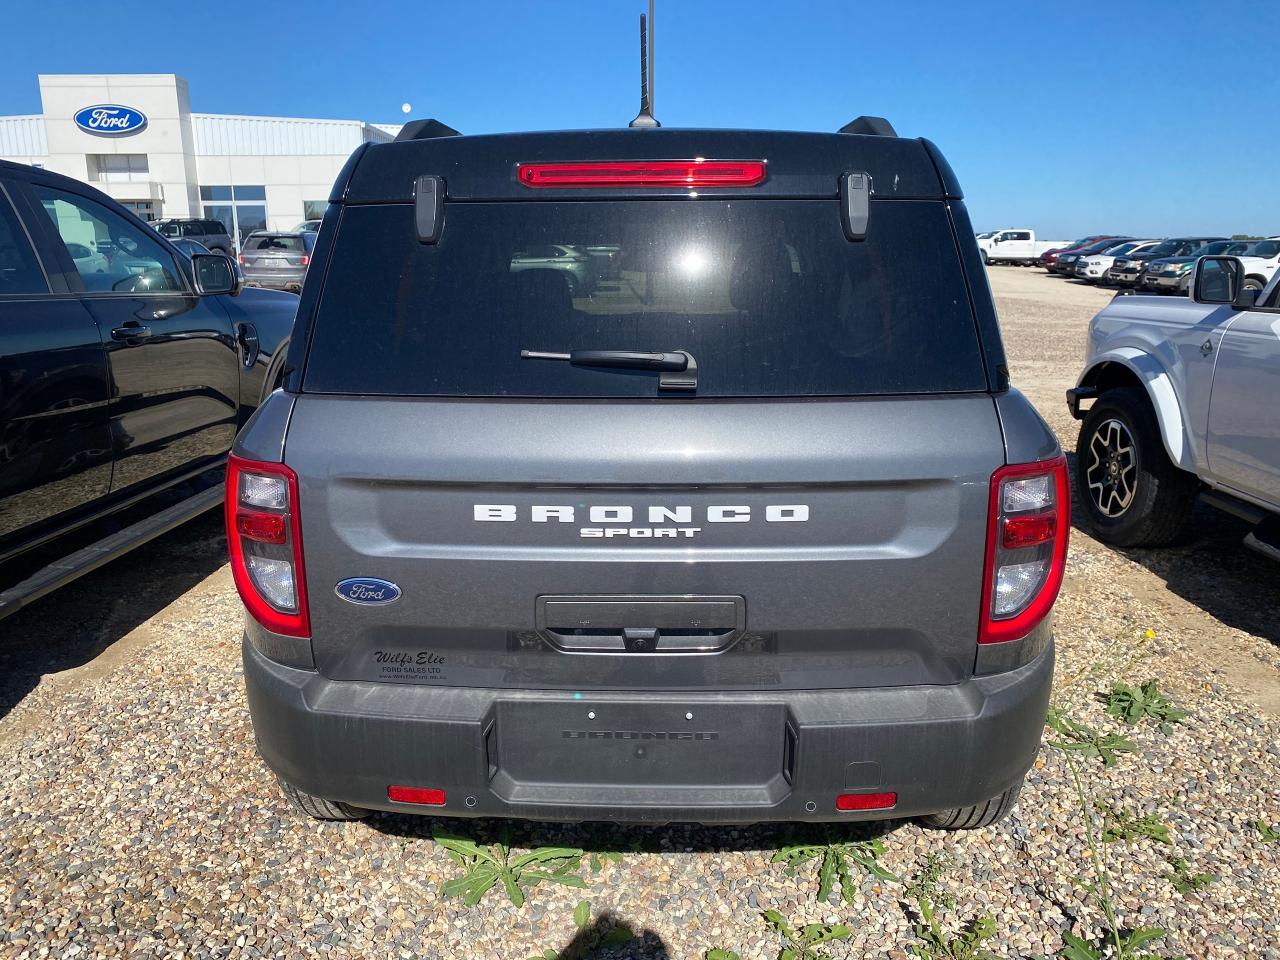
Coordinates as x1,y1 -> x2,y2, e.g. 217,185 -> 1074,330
0,74 -> 399,241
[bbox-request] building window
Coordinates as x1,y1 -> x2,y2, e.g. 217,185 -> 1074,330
199,185 -> 267,247
88,154 -> 149,183
303,200 -> 328,221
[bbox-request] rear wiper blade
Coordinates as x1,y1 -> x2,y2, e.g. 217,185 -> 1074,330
520,348 -> 698,391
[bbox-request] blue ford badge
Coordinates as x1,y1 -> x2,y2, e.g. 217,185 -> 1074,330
335,578 -> 401,605
74,104 -> 148,136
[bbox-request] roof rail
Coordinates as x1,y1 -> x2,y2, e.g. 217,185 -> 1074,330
838,116 -> 898,137
394,119 -> 462,142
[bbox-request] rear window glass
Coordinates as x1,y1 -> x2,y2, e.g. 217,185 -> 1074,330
304,200 -> 987,398
247,235 -> 305,251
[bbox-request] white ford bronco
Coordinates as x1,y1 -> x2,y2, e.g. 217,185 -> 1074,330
1069,256 -> 1280,557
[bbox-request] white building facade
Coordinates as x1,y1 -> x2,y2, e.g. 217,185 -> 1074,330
0,74 -> 397,242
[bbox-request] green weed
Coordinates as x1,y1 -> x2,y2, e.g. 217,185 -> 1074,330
773,833 -> 898,904
433,830 -> 585,907
1095,803 -> 1172,846
1162,856 -> 1215,895
760,910 -> 852,960
1047,707 -> 1136,767
1102,681 -> 1189,734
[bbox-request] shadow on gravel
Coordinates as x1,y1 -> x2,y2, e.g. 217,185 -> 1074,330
365,812 -> 902,856
1064,450 -> 1280,646
548,912 -> 670,959
0,511 -> 227,722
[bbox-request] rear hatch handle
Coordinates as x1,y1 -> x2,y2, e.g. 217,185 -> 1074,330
520,348 -> 698,391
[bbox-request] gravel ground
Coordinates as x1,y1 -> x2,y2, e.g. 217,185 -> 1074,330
1,267 -> 1278,960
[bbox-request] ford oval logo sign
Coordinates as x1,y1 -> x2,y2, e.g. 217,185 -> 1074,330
335,578 -> 401,605
74,104 -> 148,136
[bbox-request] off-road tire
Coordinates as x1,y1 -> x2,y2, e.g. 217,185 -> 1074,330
920,780 -> 1021,830
279,778 -> 368,821
1075,387 -> 1199,547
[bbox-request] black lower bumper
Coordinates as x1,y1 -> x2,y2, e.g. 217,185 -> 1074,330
243,638 -> 1054,824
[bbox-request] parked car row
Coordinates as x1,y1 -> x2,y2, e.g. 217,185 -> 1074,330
980,228 -> 1280,296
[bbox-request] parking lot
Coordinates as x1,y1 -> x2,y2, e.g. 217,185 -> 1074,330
1,267 -> 1278,959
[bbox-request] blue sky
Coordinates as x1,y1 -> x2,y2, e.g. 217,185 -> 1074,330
3,0 -> 1276,238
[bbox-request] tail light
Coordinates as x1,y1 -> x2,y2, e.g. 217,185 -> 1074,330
979,456 -> 1069,645
238,254 -> 247,266
225,455 -> 309,637
300,254 -> 310,266
518,160 -> 767,189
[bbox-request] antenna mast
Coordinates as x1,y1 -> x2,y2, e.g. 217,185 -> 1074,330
629,5 -> 660,128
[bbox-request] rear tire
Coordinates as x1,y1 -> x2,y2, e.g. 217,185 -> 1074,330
279,778 -> 368,821
1244,276 -> 1266,293
1074,387 -> 1199,547
920,780 -> 1021,830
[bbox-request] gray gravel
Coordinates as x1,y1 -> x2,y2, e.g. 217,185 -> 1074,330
1,268 -> 1278,959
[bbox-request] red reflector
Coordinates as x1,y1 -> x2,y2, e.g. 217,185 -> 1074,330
236,511 -> 286,544
518,160 -> 767,189
387,786 -> 446,806
1001,513 -> 1056,549
835,791 -> 897,811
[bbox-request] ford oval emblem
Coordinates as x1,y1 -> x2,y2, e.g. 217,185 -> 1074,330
335,578 -> 401,605
73,104 -> 148,136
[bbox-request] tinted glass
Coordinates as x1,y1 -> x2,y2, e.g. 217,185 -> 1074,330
305,200 -> 987,398
0,190 -> 48,295
200,185 -> 232,201
247,235 -> 304,251
1251,240 -> 1280,257
35,186 -> 184,294
233,185 -> 266,201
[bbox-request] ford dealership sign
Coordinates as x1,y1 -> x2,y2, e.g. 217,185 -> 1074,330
74,104 -> 147,136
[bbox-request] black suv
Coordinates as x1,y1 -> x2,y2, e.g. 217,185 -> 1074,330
154,218 -> 235,256
0,161 -> 297,616
231,118 -> 1066,829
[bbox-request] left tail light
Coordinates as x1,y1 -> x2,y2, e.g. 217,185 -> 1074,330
226,454 -> 309,637
979,456 -> 1069,645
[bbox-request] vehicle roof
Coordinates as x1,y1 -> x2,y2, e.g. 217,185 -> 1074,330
335,127 -> 960,203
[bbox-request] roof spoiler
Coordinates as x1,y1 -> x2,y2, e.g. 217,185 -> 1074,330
838,116 -> 897,137
395,119 -> 461,142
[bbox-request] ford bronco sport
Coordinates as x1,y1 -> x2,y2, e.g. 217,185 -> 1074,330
228,116 -> 1067,828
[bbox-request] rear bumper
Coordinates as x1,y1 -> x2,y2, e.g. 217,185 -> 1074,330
244,636 -> 1054,824
243,270 -> 306,290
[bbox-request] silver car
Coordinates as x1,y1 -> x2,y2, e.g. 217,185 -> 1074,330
239,232 -> 315,294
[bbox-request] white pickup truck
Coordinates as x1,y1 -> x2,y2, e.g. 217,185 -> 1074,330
977,229 -> 1069,265
1068,256 -> 1280,558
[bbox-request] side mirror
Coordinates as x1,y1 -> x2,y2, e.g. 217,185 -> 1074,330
192,253 -> 241,297
1191,256 -> 1247,307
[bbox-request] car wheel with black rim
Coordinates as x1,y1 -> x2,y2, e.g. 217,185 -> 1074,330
1075,387 -> 1199,547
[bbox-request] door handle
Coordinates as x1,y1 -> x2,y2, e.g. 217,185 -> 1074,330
111,324 -> 153,341
236,322 -> 260,368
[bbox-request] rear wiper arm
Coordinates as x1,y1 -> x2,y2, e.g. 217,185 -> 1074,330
520,349 -> 698,391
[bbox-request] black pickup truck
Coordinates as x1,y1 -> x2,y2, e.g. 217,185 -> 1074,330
0,159 -> 296,618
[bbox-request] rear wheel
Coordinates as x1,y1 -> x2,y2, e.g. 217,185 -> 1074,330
1075,387 -> 1198,547
920,780 -> 1021,830
278,778 -> 368,821
1244,275 -> 1267,293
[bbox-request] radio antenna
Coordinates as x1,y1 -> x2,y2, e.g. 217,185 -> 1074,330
629,6 -> 660,128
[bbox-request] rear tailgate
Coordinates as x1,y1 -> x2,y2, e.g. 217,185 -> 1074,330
287,394 -> 1003,691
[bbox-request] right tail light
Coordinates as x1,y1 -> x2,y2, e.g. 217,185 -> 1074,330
979,456 -> 1070,645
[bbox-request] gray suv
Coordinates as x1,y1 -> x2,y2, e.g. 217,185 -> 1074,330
154,217 -> 234,256
228,118 -> 1066,829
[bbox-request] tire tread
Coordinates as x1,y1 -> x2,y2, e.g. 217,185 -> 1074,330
920,780 -> 1021,831
279,778 -> 368,821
